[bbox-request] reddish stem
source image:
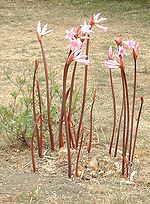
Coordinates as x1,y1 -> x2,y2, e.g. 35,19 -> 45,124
128,58 -> 137,162
39,40 -> 54,151
108,69 -> 117,155
36,80 -> 43,157
76,124 -> 84,177
32,60 -> 41,157
76,38 -> 90,147
121,70 -> 126,176
59,61 -> 70,148
88,89 -> 96,153
131,97 -> 143,162
114,100 -> 123,157
69,62 -> 77,115
31,129 -> 36,172
64,112 -> 72,178
68,62 -> 77,148
122,70 -> 130,157
68,116 -> 76,149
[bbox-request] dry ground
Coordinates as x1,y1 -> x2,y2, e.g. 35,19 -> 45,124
0,0 -> 150,203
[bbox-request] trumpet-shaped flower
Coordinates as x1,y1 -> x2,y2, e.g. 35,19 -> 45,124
133,42 -> 139,60
69,37 -> 85,51
65,28 -> 76,40
37,21 -> 53,41
68,50 -> 89,65
118,46 -> 127,58
104,59 -> 120,69
90,13 -> 108,32
123,40 -> 136,49
95,24 -> 108,32
80,21 -> 92,34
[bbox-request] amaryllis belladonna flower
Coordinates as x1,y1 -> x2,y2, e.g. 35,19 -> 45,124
69,37 -> 85,51
118,46 -> 127,58
65,28 -> 76,40
37,21 -> 53,41
68,50 -> 89,65
133,42 -> 140,60
104,59 -> 120,69
123,40 -> 136,49
90,13 -> 108,32
80,21 -> 92,34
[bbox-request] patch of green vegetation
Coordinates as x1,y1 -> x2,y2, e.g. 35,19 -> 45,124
18,187 -> 43,203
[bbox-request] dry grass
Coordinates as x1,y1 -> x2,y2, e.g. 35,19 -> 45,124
0,0 -> 150,203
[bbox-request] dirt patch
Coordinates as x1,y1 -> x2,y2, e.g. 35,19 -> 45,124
0,144 -> 150,203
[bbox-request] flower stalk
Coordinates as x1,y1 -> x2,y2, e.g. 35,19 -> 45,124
88,89 -> 96,153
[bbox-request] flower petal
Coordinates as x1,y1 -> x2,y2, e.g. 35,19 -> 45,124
95,24 -> 108,32
37,21 -> 41,34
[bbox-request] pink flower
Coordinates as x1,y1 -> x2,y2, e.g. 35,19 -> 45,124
123,40 -> 136,49
68,50 -> 89,65
90,13 -> 108,32
65,28 -> 76,40
104,59 -> 120,69
108,45 -> 113,60
37,21 -> 53,41
94,25 -> 108,32
133,42 -> 139,60
80,21 -> 92,34
90,13 -> 107,25
69,37 -> 85,51
118,46 -> 127,58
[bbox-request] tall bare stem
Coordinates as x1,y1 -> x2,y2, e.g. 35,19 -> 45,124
76,124 -> 84,177
121,70 -> 126,176
128,58 -> 137,162
31,129 -> 36,172
88,89 -> 96,153
131,97 -> 143,162
59,61 -> 70,148
39,40 -> 54,151
114,100 -> 123,157
32,59 -> 41,157
109,69 -> 117,155
36,80 -> 43,157
68,62 -> 77,148
76,38 -> 90,147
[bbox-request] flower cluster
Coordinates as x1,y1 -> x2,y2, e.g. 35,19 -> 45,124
104,37 -> 139,69
65,13 -> 108,66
